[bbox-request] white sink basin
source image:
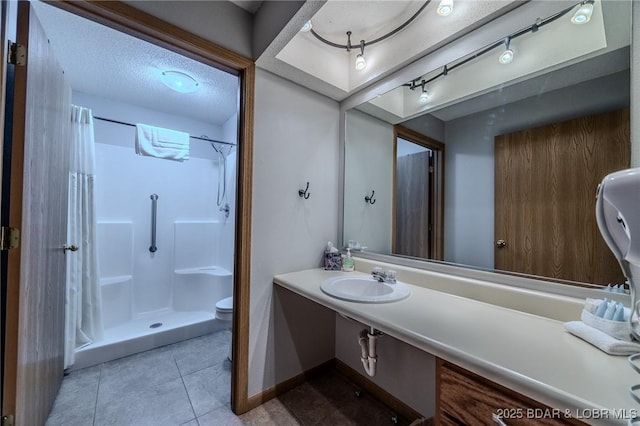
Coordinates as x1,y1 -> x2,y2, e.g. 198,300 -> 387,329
320,275 -> 411,303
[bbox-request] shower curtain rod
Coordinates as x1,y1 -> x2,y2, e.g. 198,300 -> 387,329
93,116 -> 236,146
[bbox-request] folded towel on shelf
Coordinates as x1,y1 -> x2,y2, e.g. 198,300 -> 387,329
564,321 -> 640,355
135,123 -> 189,161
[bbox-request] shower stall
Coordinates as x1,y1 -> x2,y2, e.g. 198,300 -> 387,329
71,92 -> 238,370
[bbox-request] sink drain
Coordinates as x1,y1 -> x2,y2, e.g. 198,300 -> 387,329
149,322 -> 163,329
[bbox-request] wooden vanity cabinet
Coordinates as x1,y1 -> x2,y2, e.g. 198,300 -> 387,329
436,359 -> 586,425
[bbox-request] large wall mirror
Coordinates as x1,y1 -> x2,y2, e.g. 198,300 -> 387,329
343,0 -> 632,288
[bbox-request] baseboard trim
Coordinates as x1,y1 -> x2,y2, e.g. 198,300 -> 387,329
335,359 -> 426,423
246,358 -> 432,425
246,359 -> 336,411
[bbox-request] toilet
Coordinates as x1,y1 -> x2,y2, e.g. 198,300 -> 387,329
215,296 -> 233,361
215,296 -> 233,321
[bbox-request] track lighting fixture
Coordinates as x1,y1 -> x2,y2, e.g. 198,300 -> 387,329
401,0 -> 592,103
571,0 -> 594,24
355,40 -> 367,71
419,85 -> 430,103
306,1 -> 430,72
498,37 -> 514,64
300,20 -> 312,32
437,0 -> 453,17
355,53 -> 367,71
304,0 -> 592,75
407,79 -> 431,103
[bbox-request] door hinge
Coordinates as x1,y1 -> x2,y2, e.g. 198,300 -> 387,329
1,227 -> 20,250
7,42 -> 26,66
429,166 -> 434,173
1,414 -> 14,426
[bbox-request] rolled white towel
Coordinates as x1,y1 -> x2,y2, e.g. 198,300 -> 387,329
580,308 -> 631,341
564,321 -> 640,355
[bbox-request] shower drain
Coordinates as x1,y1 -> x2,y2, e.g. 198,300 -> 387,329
149,322 -> 163,329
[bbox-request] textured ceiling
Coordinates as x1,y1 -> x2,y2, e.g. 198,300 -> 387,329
31,1 -> 239,126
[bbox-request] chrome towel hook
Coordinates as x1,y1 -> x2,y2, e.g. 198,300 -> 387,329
365,190 -> 376,205
298,182 -> 311,199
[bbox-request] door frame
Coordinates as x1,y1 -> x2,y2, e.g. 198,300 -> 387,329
0,0 -> 15,413
16,0 -> 254,415
393,125 -> 444,260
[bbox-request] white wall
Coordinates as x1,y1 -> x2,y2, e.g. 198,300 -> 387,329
75,91 -> 237,315
335,315 -> 435,416
250,69 -> 339,397
442,115 -> 494,268
344,109 -> 393,253
398,138 -> 429,157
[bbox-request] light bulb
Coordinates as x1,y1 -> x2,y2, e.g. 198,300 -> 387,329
437,0 -> 453,16
419,89 -> 429,103
499,48 -> 514,65
571,2 -> 594,24
498,38 -> 514,65
355,53 -> 367,71
300,20 -> 312,32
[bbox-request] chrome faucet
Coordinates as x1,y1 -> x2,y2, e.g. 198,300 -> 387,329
371,267 -> 396,284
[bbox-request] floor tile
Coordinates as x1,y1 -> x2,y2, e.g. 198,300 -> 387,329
183,361 -> 231,417
94,377 -> 195,426
45,365 -> 101,426
197,405 -> 245,426
48,332 -> 409,426
171,330 -> 231,376
305,371 -> 357,405
239,399 -> 300,426
322,393 -> 401,426
98,344 -> 180,394
277,382 -> 337,425
279,371 -> 410,426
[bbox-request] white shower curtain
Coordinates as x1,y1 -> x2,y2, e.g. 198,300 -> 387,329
65,105 -> 103,368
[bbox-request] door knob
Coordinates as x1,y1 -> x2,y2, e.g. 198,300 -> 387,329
63,244 -> 79,252
496,240 -> 507,248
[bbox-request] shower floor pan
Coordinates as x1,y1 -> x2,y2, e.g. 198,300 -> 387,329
71,310 -> 229,371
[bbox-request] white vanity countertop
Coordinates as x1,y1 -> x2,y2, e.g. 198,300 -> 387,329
273,268 -> 638,426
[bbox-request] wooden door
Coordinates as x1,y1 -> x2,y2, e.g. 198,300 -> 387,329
2,2 -> 71,424
495,109 -> 630,285
395,150 -> 431,258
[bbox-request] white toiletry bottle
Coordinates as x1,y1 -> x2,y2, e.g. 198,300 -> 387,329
342,248 -> 355,272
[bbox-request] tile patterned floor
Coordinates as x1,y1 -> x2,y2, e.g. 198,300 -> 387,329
46,329 -> 410,426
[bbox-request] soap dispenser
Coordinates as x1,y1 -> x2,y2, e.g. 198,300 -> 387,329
342,248 -> 355,272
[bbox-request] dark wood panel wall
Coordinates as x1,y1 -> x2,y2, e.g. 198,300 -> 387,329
495,108 -> 630,285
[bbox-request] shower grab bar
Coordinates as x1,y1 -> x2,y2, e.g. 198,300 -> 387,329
149,194 -> 158,253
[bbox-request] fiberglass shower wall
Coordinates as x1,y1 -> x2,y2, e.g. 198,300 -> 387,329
73,91 -> 237,324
